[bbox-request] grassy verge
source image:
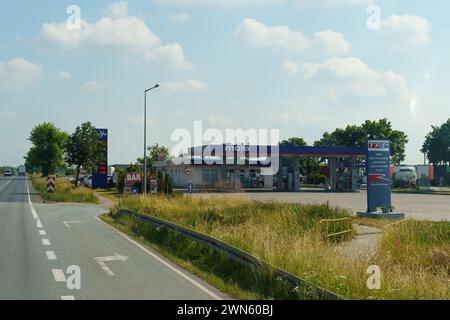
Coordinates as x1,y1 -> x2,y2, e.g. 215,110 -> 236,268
95,189 -> 121,202
352,218 -> 400,229
31,176 -> 98,204
376,220 -> 449,298
103,214 -> 326,300
107,195 -> 449,300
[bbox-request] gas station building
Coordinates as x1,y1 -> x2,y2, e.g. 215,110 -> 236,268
153,144 -> 368,192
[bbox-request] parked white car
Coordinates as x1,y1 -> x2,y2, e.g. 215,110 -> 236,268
83,175 -> 93,188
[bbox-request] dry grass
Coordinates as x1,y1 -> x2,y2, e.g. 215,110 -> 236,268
32,176 -> 98,204
115,195 -> 449,300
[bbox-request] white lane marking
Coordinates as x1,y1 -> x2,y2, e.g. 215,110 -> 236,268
26,179 -> 44,229
95,214 -> 223,300
52,269 -> 67,282
63,221 -> 81,228
94,254 -> 129,277
46,251 -> 57,260
0,178 -> 14,192
26,179 -> 68,300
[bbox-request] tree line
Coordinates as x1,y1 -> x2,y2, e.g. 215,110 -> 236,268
25,122 -> 105,183
282,118 -> 450,166
24,118 -> 450,182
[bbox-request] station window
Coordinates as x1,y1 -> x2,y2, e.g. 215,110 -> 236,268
202,168 -> 218,185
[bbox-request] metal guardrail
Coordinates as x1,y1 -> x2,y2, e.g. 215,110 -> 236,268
118,209 -> 344,300
320,218 -> 352,239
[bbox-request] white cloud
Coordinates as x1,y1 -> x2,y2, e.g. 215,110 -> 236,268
381,15 -> 431,47
37,16 -> 161,52
154,0 -> 282,7
314,30 -> 351,55
294,57 -> 411,99
83,80 -> 105,92
296,0 -> 371,7
205,115 -> 231,127
281,60 -> 300,75
169,12 -> 191,24
0,58 -> 43,89
278,112 -> 333,126
235,18 -> 310,52
235,18 -> 351,55
57,70 -> 72,80
104,1 -> 129,18
36,5 -> 194,71
162,79 -> 208,92
144,44 -> 194,70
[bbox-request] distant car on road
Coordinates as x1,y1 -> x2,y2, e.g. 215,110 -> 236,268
4,169 -> 12,177
17,166 -> 26,176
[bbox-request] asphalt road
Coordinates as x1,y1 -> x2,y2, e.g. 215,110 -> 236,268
0,176 -> 227,300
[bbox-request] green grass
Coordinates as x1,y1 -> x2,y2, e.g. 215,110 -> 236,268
31,176 -> 98,204
103,214 -> 326,300
109,195 -> 450,300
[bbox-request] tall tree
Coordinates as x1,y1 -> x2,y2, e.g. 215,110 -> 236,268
280,137 -> 311,175
25,123 -> 68,176
421,119 -> 450,165
137,143 -> 170,167
65,122 -> 104,184
315,119 -> 409,165
280,137 -> 308,147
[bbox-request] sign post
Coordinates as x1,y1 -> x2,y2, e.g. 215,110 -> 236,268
47,176 -> 56,193
47,176 -> 56,202
150,179 -> 158,194
92,129 -> 109,189
358,141 -> 404,219
186,169 -> 193,197
124,172 -> 143,195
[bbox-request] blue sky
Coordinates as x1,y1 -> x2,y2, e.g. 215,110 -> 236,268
1,0 -> 449,166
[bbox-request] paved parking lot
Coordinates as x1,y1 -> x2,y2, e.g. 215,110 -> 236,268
194,191 -> 450,221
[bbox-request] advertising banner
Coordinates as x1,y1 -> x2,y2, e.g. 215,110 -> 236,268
367,140 -> 392,212
125,172 -> 143,186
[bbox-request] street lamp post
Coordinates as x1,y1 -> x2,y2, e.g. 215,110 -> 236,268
144,84 -> 160,195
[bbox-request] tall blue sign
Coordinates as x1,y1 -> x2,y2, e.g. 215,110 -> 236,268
367,140 -> 392,212
92,129 -> 108,189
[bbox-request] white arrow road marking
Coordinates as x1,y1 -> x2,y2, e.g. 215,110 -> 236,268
94,253 -> 129,276
63,221 -> 82,228
52,269 -> 66,282
46,251 -> 57,260
95,214 -> 223,300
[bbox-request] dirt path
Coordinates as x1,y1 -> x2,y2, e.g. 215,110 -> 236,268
95,193 -> 118,210
336,224 -> 383,259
